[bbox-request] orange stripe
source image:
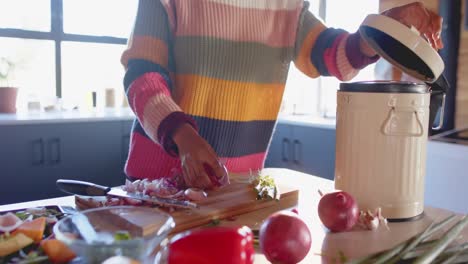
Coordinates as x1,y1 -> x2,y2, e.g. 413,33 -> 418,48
121,36 -> 169,69
174,74 -> 285,122
294,25 -> 326,78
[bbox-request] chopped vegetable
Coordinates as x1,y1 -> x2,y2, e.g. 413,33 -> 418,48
12,217 -> 46,243
252,174 -> 279,201
0,233 -> 33,257
208,218 -> 221,227
41,239 -> 76,263
0,213 -> 23,233
114,230 -> 132,241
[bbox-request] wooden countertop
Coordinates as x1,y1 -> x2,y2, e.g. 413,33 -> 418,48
0,168 -> 466,263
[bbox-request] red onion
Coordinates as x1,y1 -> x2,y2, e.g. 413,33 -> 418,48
318,191 -> 359,232
259,211 -> 312,264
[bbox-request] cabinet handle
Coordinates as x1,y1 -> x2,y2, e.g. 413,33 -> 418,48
293,139 -> 302,165
48,138 -> 61,165
281,138 -> 290,162
32,139 -> 45,166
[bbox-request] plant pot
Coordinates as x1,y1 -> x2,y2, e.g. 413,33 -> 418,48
0,87 -> 18,113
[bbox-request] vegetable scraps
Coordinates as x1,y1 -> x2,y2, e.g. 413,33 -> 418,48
0,207 -> 73,263
252,174 -> 279,201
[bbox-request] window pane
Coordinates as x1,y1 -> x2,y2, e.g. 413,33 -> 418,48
0,0 -> 50,31
0,38 -> 55,112
61,42 -> 126,110
281,1 -> 322,116
63,0 -> 138,38
319,0 -> 379,118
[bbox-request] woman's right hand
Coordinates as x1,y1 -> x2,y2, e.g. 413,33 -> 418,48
172,123 -> 226,190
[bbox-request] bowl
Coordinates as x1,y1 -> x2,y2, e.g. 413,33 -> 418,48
53,206 -> 175,263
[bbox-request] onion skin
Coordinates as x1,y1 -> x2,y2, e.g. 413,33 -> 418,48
259,211 -> 312,264
318,191 -> 359,232
184,188 -> 207,201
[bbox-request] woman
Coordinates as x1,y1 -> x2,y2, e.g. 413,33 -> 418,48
121,0 -> 443,189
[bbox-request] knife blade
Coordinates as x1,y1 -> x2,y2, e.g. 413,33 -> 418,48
56,179 -> 198,209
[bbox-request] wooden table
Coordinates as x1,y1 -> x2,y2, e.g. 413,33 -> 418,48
1,168 -> 466,263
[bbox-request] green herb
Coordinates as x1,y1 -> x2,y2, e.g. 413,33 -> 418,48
252,174 -> 279,201
208,218 -> 221,226
413,216 -> 468,264
114,231 -> 132,241
348,214 -> 468,264
15,211 -> 30,221
338,250 -> 348,263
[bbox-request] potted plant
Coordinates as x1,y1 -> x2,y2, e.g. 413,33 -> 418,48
0,57 -> 19,113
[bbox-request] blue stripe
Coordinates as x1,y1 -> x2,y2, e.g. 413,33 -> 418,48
130,116 -> 276,158
123,59 -> 173,93
311,28 -> 347,76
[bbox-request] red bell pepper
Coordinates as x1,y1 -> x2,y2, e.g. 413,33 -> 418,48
165,226 -> 255,264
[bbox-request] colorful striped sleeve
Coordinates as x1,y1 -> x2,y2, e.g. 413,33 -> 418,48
121,0 -> 195,156
294,3 -> 379,81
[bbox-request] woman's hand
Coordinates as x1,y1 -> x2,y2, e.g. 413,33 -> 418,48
382,2 -> 443,49
172,123 -> 225,190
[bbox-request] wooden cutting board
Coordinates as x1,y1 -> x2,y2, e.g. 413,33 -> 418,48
75,176 -> 299,234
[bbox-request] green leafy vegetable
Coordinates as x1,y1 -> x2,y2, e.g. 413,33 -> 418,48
208,218 -> 221,227
252,174 -> 279,201
113,231 -> 132,241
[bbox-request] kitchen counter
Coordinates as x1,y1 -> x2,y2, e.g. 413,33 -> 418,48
0,110 -> 336,129
0,108 -> 135,125
0,168 -> 466,263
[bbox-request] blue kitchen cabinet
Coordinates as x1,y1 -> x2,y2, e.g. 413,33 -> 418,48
54,122 -> 124,187
265,123 -> 293,169
289,125 -> 336,180
0,125 -> 58,204
121,120 -> 133,167
0,121 -> 127,205
266,123 -> 336,180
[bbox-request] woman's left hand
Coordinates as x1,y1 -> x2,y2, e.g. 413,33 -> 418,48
382,2 -> 443,50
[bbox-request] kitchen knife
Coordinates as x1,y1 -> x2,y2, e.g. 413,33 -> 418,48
56,179 -> 199,209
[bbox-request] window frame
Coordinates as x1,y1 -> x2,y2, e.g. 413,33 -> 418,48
0,0 -> 127,98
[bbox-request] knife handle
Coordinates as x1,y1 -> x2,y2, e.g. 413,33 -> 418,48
56,179 -> 111,196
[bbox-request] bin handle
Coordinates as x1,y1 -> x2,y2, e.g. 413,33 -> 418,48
381,107 -> 424,137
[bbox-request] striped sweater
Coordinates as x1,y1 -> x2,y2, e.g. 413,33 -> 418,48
121,0 -> 378,180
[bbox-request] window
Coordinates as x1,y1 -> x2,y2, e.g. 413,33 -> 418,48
63,0 -> 136,38
0,0 -> 51,32
282,0 -> 379,118
61,42 -> 127,110
0,0 -> 137,111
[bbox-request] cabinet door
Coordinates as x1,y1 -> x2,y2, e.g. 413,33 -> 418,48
291,125 -> 336,180
56,122 -> 124,188
121,120 -> 134,167
265,123 -> 293,169
0,125 -> 52,204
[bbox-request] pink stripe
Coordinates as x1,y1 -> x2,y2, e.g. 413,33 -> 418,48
127,72 -> 171,124
125,133 -> 181,181
173,0 -> 300,47
221,152 -> 266,174
324,33 -> 347,80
